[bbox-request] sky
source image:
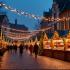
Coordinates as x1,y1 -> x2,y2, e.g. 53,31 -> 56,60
0,0 -> 53,30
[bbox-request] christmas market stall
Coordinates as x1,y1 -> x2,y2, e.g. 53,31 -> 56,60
64,31 -> 70,61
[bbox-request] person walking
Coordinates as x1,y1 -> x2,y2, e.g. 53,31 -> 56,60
14,45 -> 17,53
33,42 -> 39,58
19,44 -> 23,55
25,44 -> 28,51
29,44 -> 33,55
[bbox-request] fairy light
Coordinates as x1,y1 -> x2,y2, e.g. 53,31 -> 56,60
2,25 -> 52,33
1,3 -> 40,20
11,9 -> 17,12
0,3 -> 70,22
5,30 -> 35,40
2,26 -> 30,33
4,28 -> 50,35
0,3 -> 1,6
5,31 -> 33,37
0,3 -> 70,41
7,36 -> 31,40
2,26 -> 52,40
0,3 -> 70,21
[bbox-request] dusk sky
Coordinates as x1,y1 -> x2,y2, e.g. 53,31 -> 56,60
1,0 -> 53,30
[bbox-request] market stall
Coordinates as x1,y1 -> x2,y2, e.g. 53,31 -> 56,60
43,33 -> 51,49
65,31 -> 70,50
42,31 -> 68,61
52,31 -> 64,50
64,31 -> 70,61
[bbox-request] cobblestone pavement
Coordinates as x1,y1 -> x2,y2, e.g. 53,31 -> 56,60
0,49 -> 70,69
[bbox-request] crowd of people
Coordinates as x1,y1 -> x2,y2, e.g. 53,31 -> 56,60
6,42 -> 39,58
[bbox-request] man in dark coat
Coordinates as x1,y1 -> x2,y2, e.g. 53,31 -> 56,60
29,44 -> 33,55
19,44 -> 23,55
33,42 -> 39,58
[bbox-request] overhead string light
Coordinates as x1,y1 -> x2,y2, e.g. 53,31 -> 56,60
2,25 -> 52,33
2,25 -> 52,40
1,3 -> 70,40
0,3 -> 70,21
0,3 -> 40,20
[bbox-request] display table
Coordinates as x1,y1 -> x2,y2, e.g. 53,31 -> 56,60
42,49 -> 53,58
0,47 -> 6,56
42,48 -> 70,62
65,49 -> 70,61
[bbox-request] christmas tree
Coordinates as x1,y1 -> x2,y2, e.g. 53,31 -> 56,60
39,32 -> 44,55
67,31 -> 70,38
43,32 -> 48,41
35,36 -> 38,43
53,31 -> 59,40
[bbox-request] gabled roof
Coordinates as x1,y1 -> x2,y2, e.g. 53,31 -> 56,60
54,0 -> 70,12
61,1 -> 70,12
9,23 -> 28,31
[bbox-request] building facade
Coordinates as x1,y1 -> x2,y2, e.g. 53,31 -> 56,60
9,19 -> 28,32
0,13 -> 28,42
53,0 -> 70,31
40,0 -> 70,33
0,12 -> 9,37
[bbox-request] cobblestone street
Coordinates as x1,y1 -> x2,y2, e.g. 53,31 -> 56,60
0,49 -> 70,69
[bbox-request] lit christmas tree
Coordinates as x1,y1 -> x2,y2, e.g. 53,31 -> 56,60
43,32 -> 48,41
30,38 -> 34,46
39,32 -> 44,55
35,36 -> 38,43
53,31 -> 60,40
67,31 -> 70,38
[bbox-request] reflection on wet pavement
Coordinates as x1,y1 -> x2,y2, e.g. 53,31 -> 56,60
0,49 -> 70,69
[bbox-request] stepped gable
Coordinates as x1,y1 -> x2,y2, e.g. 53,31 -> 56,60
54,0 -> 70,12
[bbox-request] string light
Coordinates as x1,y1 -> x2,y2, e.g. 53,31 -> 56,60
0,3 -> 70,21
0,3 -> 70,41
0,3 -> 39,20
2,25 -> 52,40
2,25 -> 52,33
